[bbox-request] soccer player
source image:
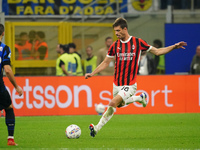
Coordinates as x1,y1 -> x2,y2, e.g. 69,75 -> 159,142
0,24 -> 23,145
85,17 -> 187,137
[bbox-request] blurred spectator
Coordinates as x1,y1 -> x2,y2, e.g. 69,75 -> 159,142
138,51 -> 156,75
56,44 -> 76,76
68,43 -> 83,76
32,31 -> 48,60
28,30 -> 36,44
97,37 -> 115,75
83,46 -> 97,74
190,45 -> 200,74
153,39 -> 165,74
15,32 -> 32,60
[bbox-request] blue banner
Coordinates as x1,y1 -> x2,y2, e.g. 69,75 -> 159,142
2,0 -> 127,15
165,24 -> 200,74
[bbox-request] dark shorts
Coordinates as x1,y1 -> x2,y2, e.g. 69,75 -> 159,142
0,89 -> 12,110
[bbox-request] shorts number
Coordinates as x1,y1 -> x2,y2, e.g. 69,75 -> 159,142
121,86 -> 129,92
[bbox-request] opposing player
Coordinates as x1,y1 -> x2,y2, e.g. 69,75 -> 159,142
0,24 -> 23,145
85,17 -> 187,137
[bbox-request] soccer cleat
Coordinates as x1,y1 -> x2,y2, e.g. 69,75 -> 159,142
139,93 -> 147,107
89,124 -> 97,137
7,138 -> 18,146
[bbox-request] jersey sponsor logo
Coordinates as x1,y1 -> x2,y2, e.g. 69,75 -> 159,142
117,52 -> 136,61
0,47 -> 3,51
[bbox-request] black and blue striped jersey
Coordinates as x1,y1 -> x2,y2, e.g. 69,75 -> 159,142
0,41 -> 11,91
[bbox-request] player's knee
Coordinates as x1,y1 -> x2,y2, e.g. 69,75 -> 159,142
108,101 -> 116,107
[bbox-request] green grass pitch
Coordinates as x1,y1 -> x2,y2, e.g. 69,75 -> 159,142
0,113 -> 200,149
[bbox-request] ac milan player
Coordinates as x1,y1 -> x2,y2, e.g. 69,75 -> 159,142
85,17 -> 187,137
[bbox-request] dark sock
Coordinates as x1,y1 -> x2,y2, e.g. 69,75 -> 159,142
5,108 -> 15,137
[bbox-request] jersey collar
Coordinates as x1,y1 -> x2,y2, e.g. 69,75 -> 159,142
120,36 -> 132,43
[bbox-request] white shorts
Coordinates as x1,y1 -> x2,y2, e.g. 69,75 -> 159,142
113,83 -> 137,101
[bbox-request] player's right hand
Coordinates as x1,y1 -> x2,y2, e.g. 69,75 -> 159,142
85,73 -> 92,79
16,86 -> 23,96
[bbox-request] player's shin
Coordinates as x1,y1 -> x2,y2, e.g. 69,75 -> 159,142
125,95 -> 142,105
96,106 -> 116,132
5,108 -> 15,138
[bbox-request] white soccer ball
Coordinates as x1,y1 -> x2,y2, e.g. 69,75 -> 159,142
65,124 -> 81,139
95,103 -> 105,114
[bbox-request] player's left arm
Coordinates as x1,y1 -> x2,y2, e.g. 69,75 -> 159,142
149,41 -> 187,56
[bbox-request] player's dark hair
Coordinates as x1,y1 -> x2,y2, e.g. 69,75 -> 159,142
153,39 -> 162,48
105,36 -> 112,42
0,24 -> 4,36
68,43 -> 76,49
113,17 -> 128,29
36,31 -> 45,39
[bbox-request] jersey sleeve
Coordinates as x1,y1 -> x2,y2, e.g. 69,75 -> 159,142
2,45 -> 11,66
107,42 -> 116,58
139,38 -> 152,52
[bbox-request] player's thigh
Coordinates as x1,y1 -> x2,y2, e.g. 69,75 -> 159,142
0,90 -> 12,110
113,83 -> 120,98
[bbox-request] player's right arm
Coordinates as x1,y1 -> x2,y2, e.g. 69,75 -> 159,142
85,56 -> 113,79
4,65 -> 23,96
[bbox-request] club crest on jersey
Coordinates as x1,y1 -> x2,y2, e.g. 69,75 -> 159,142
132,45 -> 135,50
0,47 -> 3,52
117,47 -> 121,50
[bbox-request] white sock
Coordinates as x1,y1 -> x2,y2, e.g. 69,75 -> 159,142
125,95 -> 142,105
95,106 -> 116,132
7,136 -> 14,139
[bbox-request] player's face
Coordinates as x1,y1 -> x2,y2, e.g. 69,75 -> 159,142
114,26 -> 127,40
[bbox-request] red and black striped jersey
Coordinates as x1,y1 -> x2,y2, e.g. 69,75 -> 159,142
107,36 -> 152,86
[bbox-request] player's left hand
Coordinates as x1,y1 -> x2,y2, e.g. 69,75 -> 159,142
174,41 -> 187,49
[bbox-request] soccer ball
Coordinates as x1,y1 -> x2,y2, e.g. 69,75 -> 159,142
65,124 -> 81,139
95,103 -> 105,114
